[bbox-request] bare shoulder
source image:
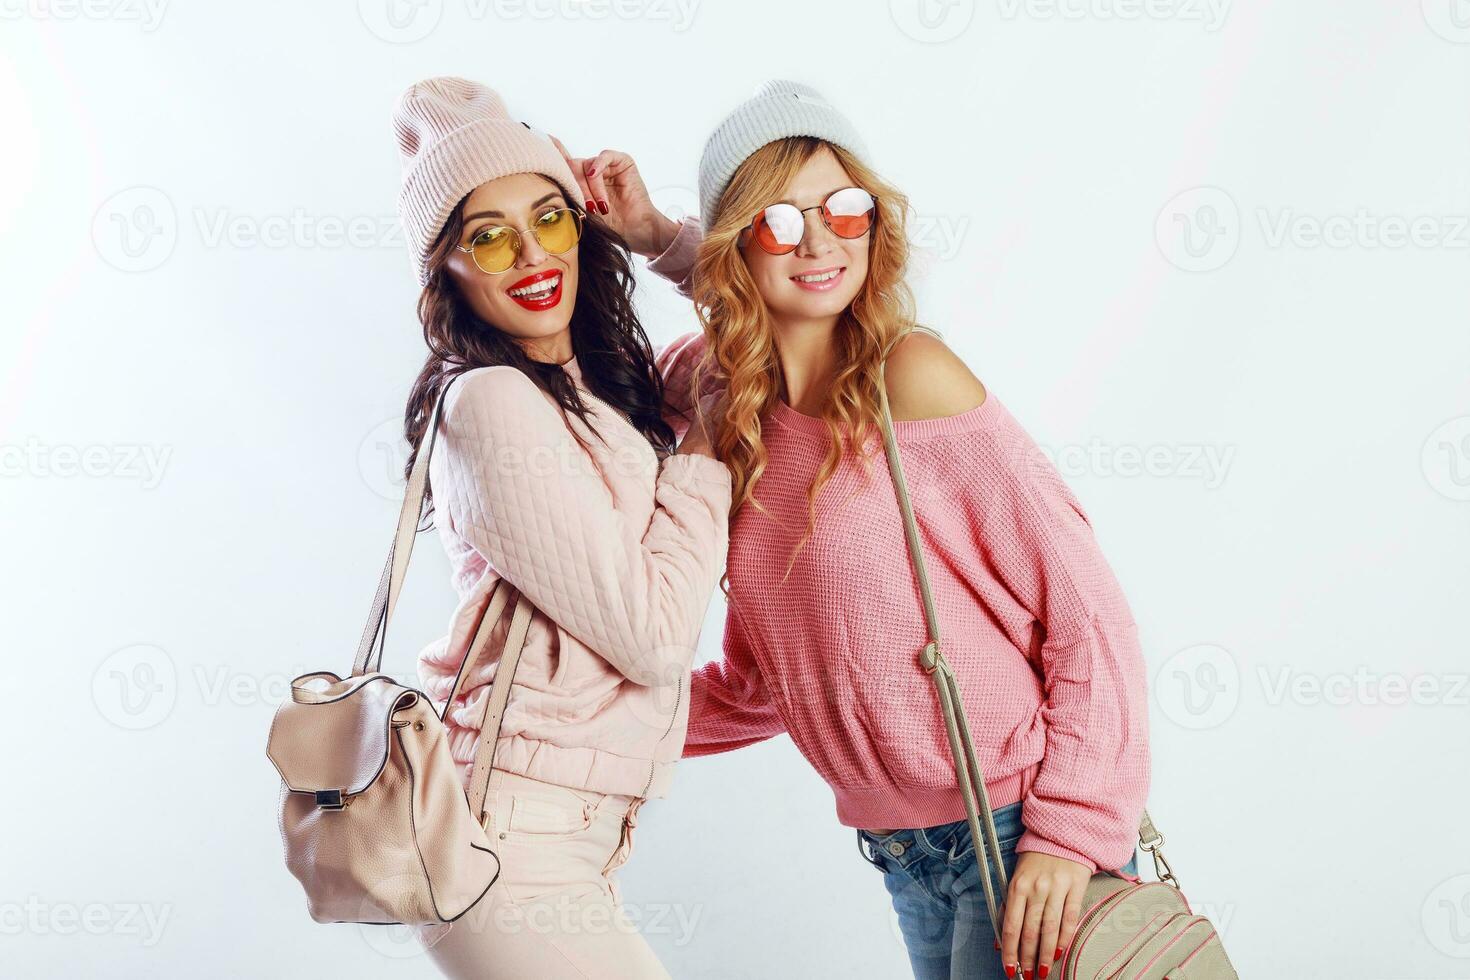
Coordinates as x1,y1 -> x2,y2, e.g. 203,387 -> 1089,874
882,329 -> 988,422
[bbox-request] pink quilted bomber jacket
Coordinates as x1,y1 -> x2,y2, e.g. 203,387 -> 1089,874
415,359 -> 732,801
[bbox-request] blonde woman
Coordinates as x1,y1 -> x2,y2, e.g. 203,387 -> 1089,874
627,81 -> 1150,980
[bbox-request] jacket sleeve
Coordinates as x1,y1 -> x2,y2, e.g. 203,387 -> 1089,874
653,329 -> 727,444
973,426 -> 1151,874
645,213 -> 701,300
436,365 -> 732,687
682,601 -> 787,757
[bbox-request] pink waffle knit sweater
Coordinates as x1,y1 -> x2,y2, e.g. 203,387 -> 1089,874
649,217 -> 1150,873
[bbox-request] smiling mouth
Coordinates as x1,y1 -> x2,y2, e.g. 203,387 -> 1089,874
790,266 -> 845,291
506,270 -> 564,310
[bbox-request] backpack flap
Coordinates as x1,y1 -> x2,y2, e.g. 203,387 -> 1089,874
266,671 -> 419,806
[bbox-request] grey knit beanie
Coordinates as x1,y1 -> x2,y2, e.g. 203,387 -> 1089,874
393,76 -> 584,286
696,79 -> 870,234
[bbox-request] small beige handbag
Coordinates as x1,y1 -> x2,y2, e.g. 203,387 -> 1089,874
875,361 -> 1240,978
266,374 -> 534,926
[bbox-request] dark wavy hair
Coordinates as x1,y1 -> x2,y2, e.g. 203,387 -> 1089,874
401,187 -> 677,524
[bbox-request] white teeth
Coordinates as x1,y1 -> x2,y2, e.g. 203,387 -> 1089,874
793,269 -> 840,283
509,274 -> 560,298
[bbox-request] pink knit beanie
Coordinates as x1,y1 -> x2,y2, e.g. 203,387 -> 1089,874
393,77 -> 583,286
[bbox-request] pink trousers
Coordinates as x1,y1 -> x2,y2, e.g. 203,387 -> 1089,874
418,768 -> 671,979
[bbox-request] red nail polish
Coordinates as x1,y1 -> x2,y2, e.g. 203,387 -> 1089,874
1004,965 -> 1017,979
1039,964 -> 1050,979
597,200 -> 609,215
994,938 -> 1000,950
585,199 -> 595,212
1023,969 -> 1033,980
1054,946 -> 1064,961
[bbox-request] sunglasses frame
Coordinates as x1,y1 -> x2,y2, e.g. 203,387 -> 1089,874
738,186 -> 880,255
455,205 -> 588,275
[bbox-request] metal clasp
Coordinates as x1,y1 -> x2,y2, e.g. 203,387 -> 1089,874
919,642 -> 952,678
315,789 -> 346,810
1139,830 -> 1180,889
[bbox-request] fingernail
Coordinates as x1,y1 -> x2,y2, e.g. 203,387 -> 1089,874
1054,946 -> 1064,961
586,164 -> 596,175
1039,965 -> 1050,979
1023,970 -> 1034,980
585,199 -> 595,212
993,938 -> 1000,950
597,200 -> 609,215
1004,965 -> 1017,979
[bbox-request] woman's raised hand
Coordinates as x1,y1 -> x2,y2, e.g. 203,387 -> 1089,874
548,135 -> 681,259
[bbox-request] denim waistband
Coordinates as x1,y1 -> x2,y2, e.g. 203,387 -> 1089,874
858,801 -> 1025,867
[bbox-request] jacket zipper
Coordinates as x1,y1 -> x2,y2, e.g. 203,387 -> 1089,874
639,673 -> 683,798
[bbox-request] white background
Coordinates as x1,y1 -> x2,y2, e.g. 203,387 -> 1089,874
4,1 -> 1468,977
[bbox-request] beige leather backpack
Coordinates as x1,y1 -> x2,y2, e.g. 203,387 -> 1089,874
875,361 -> 1240,978
266,374 -> 533,926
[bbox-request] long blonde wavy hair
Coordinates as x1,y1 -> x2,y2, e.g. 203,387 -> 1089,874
685,136 -> 927,589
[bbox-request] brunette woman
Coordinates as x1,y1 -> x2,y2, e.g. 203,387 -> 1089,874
391,77 -> 729,979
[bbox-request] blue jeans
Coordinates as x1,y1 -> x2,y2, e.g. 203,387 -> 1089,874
857,802 -> 1140,980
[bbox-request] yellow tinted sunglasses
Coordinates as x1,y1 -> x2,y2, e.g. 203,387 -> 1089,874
455,206 -> 586,275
